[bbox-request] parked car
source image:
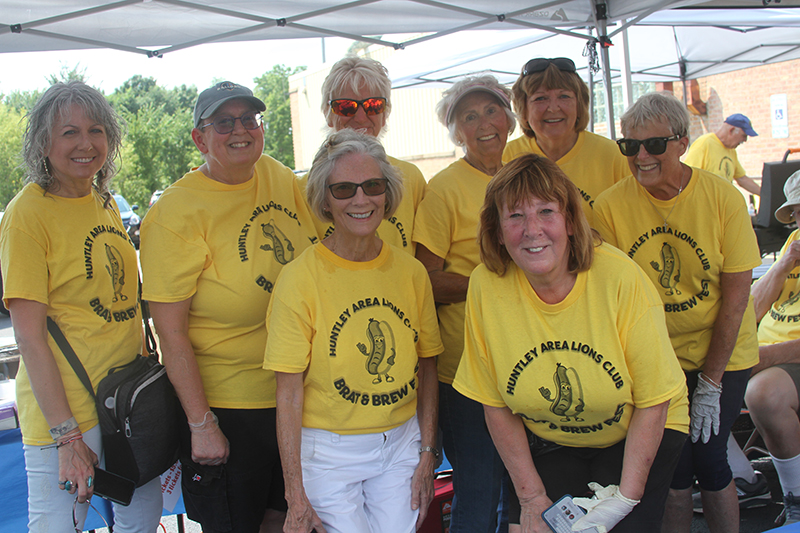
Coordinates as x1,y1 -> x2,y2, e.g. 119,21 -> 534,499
149,189 -> 163,207
113,194 -> 141,249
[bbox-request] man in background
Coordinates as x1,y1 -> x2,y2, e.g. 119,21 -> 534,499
685,113 -> 761,196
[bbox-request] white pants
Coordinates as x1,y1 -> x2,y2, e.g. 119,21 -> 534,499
301,415 -> 422,533
23,425 -> 163,533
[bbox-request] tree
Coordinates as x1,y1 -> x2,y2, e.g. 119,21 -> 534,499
253,65 -> 306,169
0,104 -> 27,209
109,78 -> 201,210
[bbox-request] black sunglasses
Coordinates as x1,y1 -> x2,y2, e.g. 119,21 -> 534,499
329,97 -> 387,117
328,178 -> 388,200
523,57 -> 577,76
616,134 -> 681,156
199,112 -> 262,135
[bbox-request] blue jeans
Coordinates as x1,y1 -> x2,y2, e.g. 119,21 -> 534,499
439,382 -> 506,533
671,368 -> 751,491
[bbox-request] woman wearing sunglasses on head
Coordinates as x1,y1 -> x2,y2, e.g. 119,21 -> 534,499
264,129 -> 442,533
593,92 -> 760,533
140,81 -> 320,533
299,56 -> 426,255
503,57 -> 629,225
412,74 -> 517,532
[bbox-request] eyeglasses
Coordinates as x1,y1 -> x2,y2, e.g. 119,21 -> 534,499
616,134 -> 681,156
523,57 -> 577,76
328,178 -> 388,199
329,97 -> 387,117
199,112 -> 262,134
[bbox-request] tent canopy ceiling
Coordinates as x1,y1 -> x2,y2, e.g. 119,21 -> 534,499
0,0 -> 770,57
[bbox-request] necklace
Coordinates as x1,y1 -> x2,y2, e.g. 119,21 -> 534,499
646,165 -> 688,231
463,155 -> 500,176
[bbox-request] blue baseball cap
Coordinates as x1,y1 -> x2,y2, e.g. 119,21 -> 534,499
724,114 -> 758,137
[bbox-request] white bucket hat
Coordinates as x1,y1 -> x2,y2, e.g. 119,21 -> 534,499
775,170 -> 800,224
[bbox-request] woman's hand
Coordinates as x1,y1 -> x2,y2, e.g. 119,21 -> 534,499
518,493 -> 554,533
412,452 -> 436,529
190,424 -> 230,466
284,494 -> 327,533
58,436 -> 98,504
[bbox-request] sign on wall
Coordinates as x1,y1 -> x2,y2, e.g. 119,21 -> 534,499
771,94 -> 789,139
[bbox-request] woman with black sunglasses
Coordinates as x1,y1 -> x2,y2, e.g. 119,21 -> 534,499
299,56 -> 427,257
265,129 -> 442,533
594,92 -> 760,533
504,57 -> 629,225
140,81 -> 320,533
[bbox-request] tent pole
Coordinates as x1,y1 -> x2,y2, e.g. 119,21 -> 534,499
619,25 -> 633,110
593,1 -> 616,140
588,57 -> 595,133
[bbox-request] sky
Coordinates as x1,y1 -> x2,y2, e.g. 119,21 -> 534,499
0,37 -> 354,95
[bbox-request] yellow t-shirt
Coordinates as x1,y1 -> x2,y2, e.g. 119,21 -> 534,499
684,132 -> 746,184
264,243 -> 443,434
502,131 -> 630,224
594,167 -> 760,372
453,246 -> 689,448
411,159 -> 490,384
0,185 -> 142,445
140,155 -> 320,409
298,155 -> 426,255
756,230 -> 800,346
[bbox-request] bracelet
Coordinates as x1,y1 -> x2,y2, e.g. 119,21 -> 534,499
188,411 -> 219,433
49,417 -> 79,440
57,433 -> 83,449
419,446 -> 439,458
699,372 -> 723,391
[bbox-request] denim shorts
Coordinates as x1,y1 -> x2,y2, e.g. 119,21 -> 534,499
180,408 -> 285,533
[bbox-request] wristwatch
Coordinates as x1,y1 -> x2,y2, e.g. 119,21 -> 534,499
419,446 -> 440,458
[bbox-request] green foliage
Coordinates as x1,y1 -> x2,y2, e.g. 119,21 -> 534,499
253,65 -> 306,169
0,104 -> 27,210
2,90 -> 42,114
110,79 -> 202,211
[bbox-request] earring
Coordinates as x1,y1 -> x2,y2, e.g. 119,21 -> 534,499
43,158 -> 52,176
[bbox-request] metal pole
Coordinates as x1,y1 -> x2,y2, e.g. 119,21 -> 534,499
594,1 -> 616,139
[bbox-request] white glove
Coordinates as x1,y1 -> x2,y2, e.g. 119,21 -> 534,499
571,483 -> 639,533
690,373 -> 722,444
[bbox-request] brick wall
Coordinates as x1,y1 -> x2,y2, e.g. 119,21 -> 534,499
673,58 -> 800,179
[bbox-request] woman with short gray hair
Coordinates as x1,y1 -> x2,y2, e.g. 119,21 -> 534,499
412,74 -> 515,532
594,91 -> 760,533
266,129 -> 442,533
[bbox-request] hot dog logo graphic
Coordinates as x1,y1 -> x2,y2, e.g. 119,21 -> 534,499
104,243 -> 127,302
357,318 -> 396,384
259,219 -> 294,265
778,290 -> 800,313
650,242 -> 681,295
539,363 -> 585,422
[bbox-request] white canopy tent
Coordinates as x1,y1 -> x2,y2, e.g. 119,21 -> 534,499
3,1 -> 799,135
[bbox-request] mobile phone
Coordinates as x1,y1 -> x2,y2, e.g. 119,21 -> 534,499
93,467 -> 136,506
542,495 -> 599,533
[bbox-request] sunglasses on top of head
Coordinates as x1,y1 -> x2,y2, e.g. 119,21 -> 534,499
200,112 -> 262,135
329,97 -> 387,117
616,134 -> 681,157
522,57 -> 577,76
328,178 -> 389,200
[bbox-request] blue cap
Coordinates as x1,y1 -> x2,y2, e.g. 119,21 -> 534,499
724,114 -> 758,137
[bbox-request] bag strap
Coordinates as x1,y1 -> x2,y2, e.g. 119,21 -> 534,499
46,316 -> 96,399
47,275 -> 158,396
